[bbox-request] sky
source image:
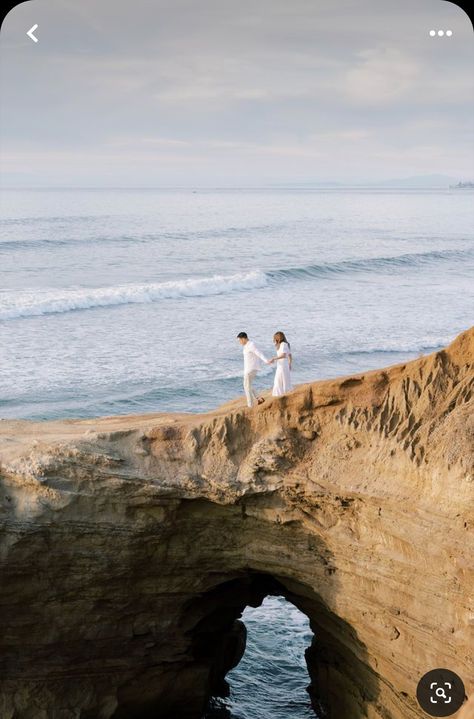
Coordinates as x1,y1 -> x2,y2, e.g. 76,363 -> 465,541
0,0 -> 473,186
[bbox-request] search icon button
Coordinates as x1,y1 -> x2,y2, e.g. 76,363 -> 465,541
417,669 -> 465,716
433,685 -> 449,702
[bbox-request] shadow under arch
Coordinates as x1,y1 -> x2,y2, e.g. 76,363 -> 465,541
182,570 -> 379,719
109,497 -> 380,719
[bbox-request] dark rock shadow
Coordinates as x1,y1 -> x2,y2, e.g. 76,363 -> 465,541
175,515 -> 380,719
188,573 -> 378,719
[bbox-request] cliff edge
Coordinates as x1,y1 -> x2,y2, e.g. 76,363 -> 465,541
1,328 -> 473,719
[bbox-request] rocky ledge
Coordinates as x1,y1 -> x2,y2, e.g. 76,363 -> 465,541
0,328 -> 473,719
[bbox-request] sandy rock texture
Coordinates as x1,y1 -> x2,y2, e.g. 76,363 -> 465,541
459,695 -> 474,719
0,328 -> 473,719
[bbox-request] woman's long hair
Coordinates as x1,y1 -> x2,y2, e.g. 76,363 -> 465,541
273,331 -> 290,349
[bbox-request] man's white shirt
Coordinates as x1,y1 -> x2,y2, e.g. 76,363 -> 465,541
243,340 -> 268,373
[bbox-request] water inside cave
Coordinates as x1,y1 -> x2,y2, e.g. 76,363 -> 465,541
204,595 -> 316,719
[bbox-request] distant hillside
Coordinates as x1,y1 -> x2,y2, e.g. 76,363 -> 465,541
369,174 -> 456,188
272,174 -> 458,189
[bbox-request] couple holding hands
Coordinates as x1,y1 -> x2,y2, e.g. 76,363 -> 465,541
237,331 -> 292,408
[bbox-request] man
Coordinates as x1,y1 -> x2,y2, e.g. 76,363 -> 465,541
237,331 -> 269,407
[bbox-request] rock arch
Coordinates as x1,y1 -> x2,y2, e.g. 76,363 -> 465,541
0,328 -> 472,718
102,494 -> 378,719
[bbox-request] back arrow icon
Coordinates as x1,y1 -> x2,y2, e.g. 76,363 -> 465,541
27,24 -> 38,43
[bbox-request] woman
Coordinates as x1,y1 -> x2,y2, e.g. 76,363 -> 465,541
269,331 -> 292,397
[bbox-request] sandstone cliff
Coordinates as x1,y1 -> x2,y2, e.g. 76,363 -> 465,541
0,328 -> 473,719
459,695 -> 474,719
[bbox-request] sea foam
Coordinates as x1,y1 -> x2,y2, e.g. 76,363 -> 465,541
2,247 -> 471,321
0,270 -> 268,320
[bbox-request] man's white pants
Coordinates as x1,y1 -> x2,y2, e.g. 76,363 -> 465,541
243,370 -> 259,407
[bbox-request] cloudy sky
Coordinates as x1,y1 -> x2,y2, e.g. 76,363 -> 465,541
0,0 -> 473,186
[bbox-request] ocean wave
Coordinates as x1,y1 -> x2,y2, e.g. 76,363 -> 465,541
0,235 -> 148,251
0,221 -> 291,251
0,214 -> 114,226
0,271 -> 268,320
268,248 -> 473,281
341,336 -> 453,355
2,247 -> 471,321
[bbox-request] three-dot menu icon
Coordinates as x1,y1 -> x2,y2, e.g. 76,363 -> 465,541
429,30 -> 453,37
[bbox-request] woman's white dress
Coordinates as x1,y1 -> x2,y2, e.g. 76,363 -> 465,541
272,342 -> 292,396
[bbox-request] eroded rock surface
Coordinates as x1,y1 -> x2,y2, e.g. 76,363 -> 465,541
0,328 -> 473,718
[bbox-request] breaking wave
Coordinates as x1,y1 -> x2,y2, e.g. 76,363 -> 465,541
0,271 -> 268,320
2,247 -> 471,321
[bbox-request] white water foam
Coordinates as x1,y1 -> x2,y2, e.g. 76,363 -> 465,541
0,270 -> 268,320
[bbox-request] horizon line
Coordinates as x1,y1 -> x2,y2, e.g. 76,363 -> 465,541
1,183 -> 470,191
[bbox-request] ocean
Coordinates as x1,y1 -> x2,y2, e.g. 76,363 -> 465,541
1,187 -> 473,718
205,597 -> 315,719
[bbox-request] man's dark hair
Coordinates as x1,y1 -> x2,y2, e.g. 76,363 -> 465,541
237,332 -> 248,339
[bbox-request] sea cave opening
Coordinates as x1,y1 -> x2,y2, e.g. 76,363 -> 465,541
183,570 -> 378,719
110,567 -> 377,719
203,594 -> 316,719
